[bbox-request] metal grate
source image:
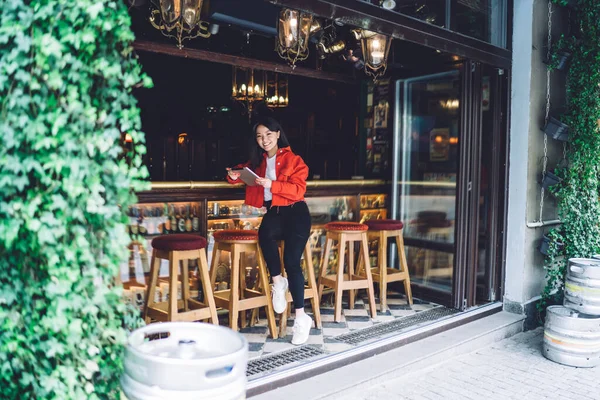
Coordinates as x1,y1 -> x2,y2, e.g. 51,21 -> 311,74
246,345 -> 326,377
335,307 -> 459,345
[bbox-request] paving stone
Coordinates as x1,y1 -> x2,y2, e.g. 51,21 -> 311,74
343,328 -> 600,399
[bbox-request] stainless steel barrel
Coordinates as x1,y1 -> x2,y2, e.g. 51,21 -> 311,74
121,322 -> 248,400
564,258 -> 600,315
543,305 -> 600,368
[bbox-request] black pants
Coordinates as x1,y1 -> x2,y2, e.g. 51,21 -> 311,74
259,201 -> 311,310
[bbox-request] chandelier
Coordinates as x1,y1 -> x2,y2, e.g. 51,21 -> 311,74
353,29 -> 392,81
149,0 -> 211,49
266,72 -> 289,108
231,67 -> 266,116
276,8 -> 318,67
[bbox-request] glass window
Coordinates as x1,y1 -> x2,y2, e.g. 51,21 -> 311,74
358,0 -> 508,48
452,0 -> 507,47
393,0 -> 448,27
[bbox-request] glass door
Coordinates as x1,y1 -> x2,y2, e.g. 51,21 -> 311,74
392,70 -> 462,307
392,63 -> 507,309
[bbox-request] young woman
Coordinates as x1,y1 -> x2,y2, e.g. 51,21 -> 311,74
226,117 -> 313,345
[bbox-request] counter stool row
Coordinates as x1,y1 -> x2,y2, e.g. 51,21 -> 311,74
142,219 -> 413,337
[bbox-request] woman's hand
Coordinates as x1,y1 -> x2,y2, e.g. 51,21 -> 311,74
226,168 -> 240,180
255,178 -> 272,188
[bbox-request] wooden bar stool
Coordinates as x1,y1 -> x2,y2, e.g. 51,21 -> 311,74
318,222 -> 377,322
422,224 -> 454,283
143,234 -> 218,324
362,219 -> 413,311
276,240 -> 323,337
209,230 -> 278,339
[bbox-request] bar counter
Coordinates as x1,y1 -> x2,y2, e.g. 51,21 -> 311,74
133,178 -> 389,238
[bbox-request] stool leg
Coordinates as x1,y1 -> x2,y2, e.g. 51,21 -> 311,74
198,249 -> 219,325
304,242 -> 321,329
229,245 -> 241,331
396,233 -> 413,305
182,259 -> 190,311
257,248 -> 278,339
378,232 -> 388,312
348,241 -> 355,310
360,235 -> 377,318
250,273 -> 261,327
278,242 -> 288,337
334,235 -> 346,323
239,252 -> 247,329
143,250 -> 160,324
318,237 -> 333,303
168,252 -> 179,321
210,245 -> 220,290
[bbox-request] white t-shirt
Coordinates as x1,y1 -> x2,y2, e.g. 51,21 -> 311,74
264,154 -> 277,201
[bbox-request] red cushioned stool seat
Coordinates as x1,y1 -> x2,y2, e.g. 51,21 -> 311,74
365,219 -> 404,231
324,221 -> 368,232
151,234 -> 207,251
213,229 -> 258,241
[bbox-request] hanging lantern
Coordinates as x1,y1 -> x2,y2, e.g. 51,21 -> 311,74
265,72 -> 289,108
353,29 -> 392,81
276,8 -> 316,67
149,0 -> 211,49
231,67 -> 266,117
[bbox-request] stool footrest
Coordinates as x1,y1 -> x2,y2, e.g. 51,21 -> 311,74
213,290 -> 269,311
321,275 -> 371,290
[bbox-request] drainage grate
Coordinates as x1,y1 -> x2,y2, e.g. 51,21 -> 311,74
335,307 -> 459,345
246,345 -> 326,377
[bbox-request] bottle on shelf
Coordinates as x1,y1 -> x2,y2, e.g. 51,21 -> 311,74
185,205 -> 192,232
192,205 -> 200,232
164,204 -> 171,233
177,206 -> 186,232
170,205 -> 177,233
138,208 -> 147,235
130,207 -> 139,235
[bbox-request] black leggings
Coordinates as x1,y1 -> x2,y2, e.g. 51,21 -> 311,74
258,201 -> 311,310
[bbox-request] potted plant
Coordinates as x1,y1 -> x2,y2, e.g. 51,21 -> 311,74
541,171 -> 562,189
543,117 -> 569,141
540,234 -> 565,256
553,51 -> 571,71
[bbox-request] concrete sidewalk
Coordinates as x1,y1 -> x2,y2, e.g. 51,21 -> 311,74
331,328 -> 600,400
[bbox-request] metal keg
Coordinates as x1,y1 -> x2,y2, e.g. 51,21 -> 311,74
543,305 -> 600,368
564,258 -> 600,316
121,322 -> 248,400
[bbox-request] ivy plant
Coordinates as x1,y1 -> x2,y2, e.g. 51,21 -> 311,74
539,0 -> 600,311
0,0 -> 151,398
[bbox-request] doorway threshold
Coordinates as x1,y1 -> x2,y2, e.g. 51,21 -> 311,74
247,302 -> 504,398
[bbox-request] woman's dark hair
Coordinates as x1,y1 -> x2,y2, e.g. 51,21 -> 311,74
248,116 -> 290,169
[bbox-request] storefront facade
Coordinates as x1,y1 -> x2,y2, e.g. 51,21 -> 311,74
119,0 -> 560,394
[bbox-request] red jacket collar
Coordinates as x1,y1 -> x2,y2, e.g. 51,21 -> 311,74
262,146 -> 291,159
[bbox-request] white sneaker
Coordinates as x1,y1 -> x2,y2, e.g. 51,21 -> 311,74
291,313 -> 313,345
271,278 -> 288,314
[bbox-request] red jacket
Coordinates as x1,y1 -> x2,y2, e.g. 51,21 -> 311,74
227,147 -> 309,208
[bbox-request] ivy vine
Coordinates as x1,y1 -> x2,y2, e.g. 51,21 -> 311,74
539,0 -> 600,311
0,0 -> 150,398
